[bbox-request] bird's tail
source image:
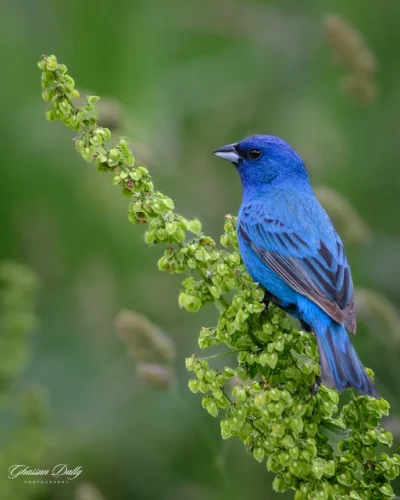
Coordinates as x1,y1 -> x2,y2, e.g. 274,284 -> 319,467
315,321 -> 379,398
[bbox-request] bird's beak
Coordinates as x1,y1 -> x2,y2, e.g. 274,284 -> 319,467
213,143 -> 240,164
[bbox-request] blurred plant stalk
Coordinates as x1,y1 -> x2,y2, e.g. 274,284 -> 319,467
115,309 -> 175,390
323,14 -> 378,103
315,186 -> 371,245
0,263 -> 50,500
75,482 -> 107,500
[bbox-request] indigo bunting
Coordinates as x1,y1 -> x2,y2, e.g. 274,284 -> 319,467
214,135 -> 379,398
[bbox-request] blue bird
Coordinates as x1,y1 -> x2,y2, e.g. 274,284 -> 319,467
214,135 -> 379,398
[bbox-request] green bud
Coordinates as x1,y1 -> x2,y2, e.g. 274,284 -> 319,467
378,431 -> 393,446
187,258 -> 197,269
202,397 -> 218,417
204,370 -> 215,383
194,248 -> 208,262
265,352 -> 278,369
221,420 -> 232,439
209,285 -> 221,298
173,228 -> 186,243
337,472 -> 352,487
188,379 -> 199,393
178,292 -> 192,308
144,230 -> 155,244
253,448 -> 265,463
272,476 -> 286,492
222,367 -> 235,379
59,100 -> 71,115
165,222 -> 177,235
289,416 -> 304,434
87,95 -> 100,105
46,55 -> 58,71
89,134 -> 103,147
281,435 -> 295,448
271,424 -> 285,438
379,483 -> 394,497
184,358 -> 194,373
189,219 -> 202,234
182,295 -> 201,312
311,461 -> 324,479
232,385 -> 246,401
46,110 -> 55,121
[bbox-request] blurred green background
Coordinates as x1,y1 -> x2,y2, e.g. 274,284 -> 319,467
1,0 -> 400,499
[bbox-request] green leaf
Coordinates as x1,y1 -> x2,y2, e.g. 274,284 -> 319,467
272,476 -> 286,492
189,219 -> 202,234
253,448 -> 265,463
337,472 -> 352,486
322,460 -> 335,477
289,416 -> 304,434
265,352 -> 278,369
378,431 -> 393,446
188,379 -> 199,393
203,397 -> 218,417
220,420 -> 232,439
379,484 -> 394,497
178,292 -> 193,308
320,421 -> 351,453
281,435 -> 295,448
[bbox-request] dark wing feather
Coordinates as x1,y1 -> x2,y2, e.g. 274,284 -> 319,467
239,220 -> 355,332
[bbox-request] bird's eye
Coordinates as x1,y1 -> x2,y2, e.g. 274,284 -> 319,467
249,148 -> 261,160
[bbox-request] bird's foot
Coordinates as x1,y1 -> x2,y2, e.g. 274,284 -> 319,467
261,291 -> 277,319
261,300 -> 270,318
300,320 -> 312,333
310,376 -> 322,397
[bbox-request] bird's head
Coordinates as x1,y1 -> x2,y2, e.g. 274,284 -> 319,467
213,135 -> 309,192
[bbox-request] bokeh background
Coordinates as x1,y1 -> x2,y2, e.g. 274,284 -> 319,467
1,0 -> 400,499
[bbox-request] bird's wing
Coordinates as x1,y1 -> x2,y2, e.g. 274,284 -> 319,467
239,213 -> 356,332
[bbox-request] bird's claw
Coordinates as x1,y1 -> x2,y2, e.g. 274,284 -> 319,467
310,376 -> 322,397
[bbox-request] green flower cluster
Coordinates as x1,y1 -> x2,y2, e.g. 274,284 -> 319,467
38,55 -> 399,499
